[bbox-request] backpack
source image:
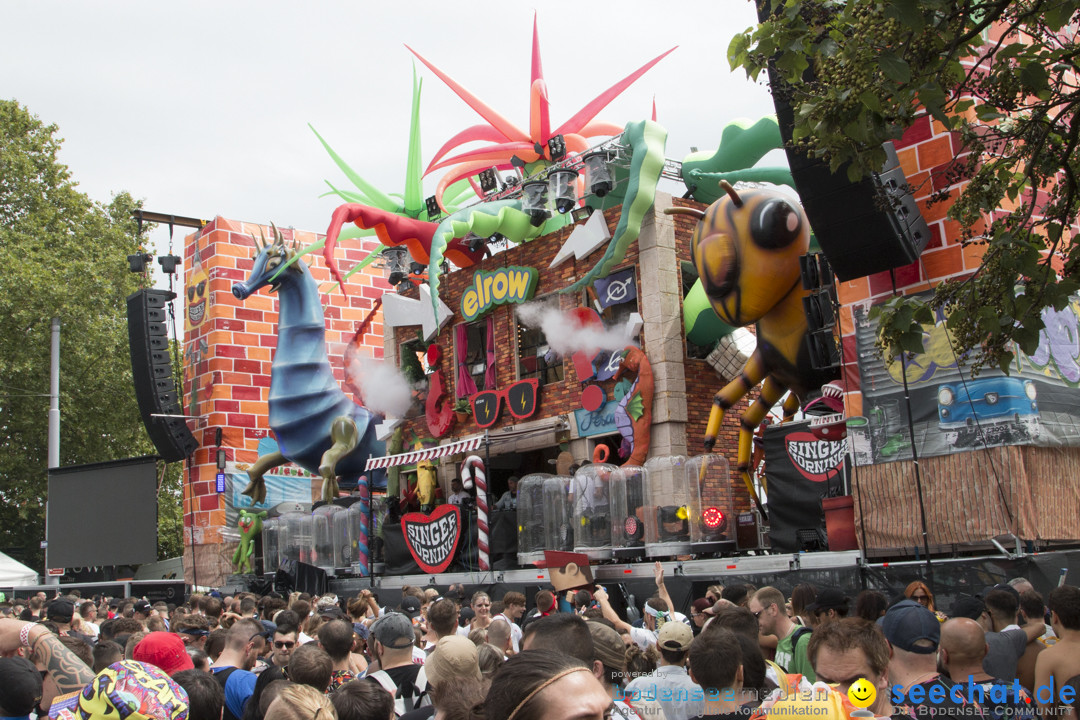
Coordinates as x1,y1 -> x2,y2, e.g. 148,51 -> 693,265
791,625 -> 812,646
369,669 -> 421,717
211,667 -> 241,720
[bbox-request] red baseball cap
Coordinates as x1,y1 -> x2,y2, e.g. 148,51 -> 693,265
132,632 -> 195,676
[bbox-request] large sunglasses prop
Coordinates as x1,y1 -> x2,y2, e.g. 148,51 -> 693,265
470,379 -> 540,428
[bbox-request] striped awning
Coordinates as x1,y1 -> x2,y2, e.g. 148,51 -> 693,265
364,435 -> 484,471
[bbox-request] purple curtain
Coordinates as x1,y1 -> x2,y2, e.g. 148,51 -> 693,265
484,315 -> 497,390
455,324 -> 477,398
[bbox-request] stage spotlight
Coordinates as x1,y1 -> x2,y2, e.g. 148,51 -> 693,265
548,169 -> 579,214
521,181 -> 551,227
584,151 -> 614,197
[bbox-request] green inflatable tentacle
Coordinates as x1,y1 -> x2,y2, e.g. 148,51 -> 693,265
565,119 -> 667,294
403,67 -> 425,218
685,166 -> 795,195
428,199 -> 544,319
320,181 -> 375,205
342,244 -> 387,281
310,124 -> 400,212
684,278 -> 738,346
680,116 -> 786,205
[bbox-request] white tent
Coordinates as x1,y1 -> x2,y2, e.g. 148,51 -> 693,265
0,551 -> 38,586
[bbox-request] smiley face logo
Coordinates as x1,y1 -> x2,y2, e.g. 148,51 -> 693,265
847,678 -> 876,709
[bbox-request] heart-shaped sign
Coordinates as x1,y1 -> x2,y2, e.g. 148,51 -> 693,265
401,504 -> 461,574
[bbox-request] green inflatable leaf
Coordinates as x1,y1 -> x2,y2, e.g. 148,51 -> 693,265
565,119 -> 667,293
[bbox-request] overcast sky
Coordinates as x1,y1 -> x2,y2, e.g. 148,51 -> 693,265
2,1 -> 778,277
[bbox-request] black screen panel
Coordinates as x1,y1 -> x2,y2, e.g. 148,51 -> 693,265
47,457 -> 158,568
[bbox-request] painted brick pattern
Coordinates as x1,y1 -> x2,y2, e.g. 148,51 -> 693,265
181,217 -> 388,585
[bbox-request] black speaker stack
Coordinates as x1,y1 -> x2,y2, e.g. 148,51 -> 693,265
126,289 -> 198,462
800,253 -> 841,371
790,141 -> 932,281
756,2 -> 932,282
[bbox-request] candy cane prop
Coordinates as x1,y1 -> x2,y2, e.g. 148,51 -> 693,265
461,455 -> 489,571
356,476 -> 370,577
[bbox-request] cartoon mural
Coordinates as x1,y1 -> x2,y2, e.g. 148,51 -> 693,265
231,228 -> 385,504
667,182 -> 839,515
612,346 -> 654,466
185,236 -> 210,331
852,292 -> 1080,464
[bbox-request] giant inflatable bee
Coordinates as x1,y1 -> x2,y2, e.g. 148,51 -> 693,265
667,181 -> 839,515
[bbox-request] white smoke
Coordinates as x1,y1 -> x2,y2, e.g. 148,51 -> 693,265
515,302 -> 636,356
348,356 -> 415,419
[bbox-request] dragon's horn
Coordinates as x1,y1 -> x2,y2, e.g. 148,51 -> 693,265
720,180 -> 744,208
271,222 -> 283,248
258,228 -> 268,250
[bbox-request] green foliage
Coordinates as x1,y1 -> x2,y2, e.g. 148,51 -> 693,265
157,462 -> 184,560
0,100 -> 158,569
731,0 -> 1080,371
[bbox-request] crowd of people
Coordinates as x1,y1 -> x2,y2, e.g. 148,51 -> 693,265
0,567 -> 1078,720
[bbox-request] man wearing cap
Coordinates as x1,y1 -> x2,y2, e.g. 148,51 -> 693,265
132,599 -> 154,626
46,599 -> 90,643
951,592 -> 1043,681
366,612 -> 424,713
0,618 -> 95,717
749,587 -> 815,682
0,656 -> 43,720
882,599 -> 974,719
133,632 -> 196,677
624,620 -> 704,720
805,588 -> 850,626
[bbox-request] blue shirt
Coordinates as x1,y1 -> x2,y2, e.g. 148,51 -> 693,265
213,666 -> 257,719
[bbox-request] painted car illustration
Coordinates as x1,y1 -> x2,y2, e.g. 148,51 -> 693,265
937,377 -> 1039,431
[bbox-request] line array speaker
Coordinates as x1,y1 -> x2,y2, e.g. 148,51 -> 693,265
755,1 -> 932,282
127,289 -> 198,462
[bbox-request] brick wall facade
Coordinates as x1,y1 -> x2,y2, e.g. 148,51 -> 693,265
181,217 -> 387,586
386,195 -> 752,518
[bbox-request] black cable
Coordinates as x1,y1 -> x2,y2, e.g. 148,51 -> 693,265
890,269 -> 935,593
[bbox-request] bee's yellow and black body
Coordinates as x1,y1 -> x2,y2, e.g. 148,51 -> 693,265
668,182 -> 840,514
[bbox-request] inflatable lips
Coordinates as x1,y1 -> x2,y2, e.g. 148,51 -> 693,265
402,504 -> 461,574
785,431 -> 847,483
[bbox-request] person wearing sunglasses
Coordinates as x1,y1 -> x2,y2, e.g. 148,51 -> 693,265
247,622 -> 300,717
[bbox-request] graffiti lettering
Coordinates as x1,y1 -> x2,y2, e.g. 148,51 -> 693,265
786,432 -> 846,482
580,408 -> 616,432
402,505 -> 461,573
1025,303 -> 1080,384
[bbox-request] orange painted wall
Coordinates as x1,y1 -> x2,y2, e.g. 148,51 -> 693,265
180,217 -> 388,585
